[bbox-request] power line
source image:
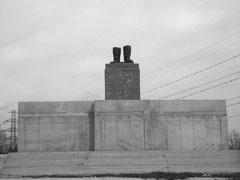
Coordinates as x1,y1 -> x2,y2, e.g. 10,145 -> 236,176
228,114 -> 240,119
142,31 -> 240,78
1,128 -> 11,132
227,95 -> 240,101
9,110 -> 17,148
176,76 -> 240,99
144,39 -> 240,83
227,102 -> 240,108
1,119 -> 11,124
0,128 -> 18,132
142,54 -> 240,95
159,71 -> 240,99
144,63 -> 240,99
153,40 -> 240,80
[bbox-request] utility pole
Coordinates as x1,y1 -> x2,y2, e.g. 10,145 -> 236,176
9,110 -> 17,152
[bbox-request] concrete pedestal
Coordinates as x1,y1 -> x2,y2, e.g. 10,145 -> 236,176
18,100 -> 228,152
105,63 -> 140,100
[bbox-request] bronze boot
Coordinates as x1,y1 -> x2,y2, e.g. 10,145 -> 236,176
123,45 -> 134,63
112,47 -> 121,63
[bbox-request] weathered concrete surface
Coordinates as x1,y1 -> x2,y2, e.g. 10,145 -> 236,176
95,100 -> 150,150
1,150 -> 239,177
18,101 -> 94,152
94,100 -> 228,151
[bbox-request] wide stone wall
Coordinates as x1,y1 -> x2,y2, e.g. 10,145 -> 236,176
95,100 -> 228,151
18,101 -> 94,152
18,100 -> 228,152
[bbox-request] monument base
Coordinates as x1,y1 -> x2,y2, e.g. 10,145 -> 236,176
1,99 -> 236,177
105,63 -> 140,100
18,100 -> 228,152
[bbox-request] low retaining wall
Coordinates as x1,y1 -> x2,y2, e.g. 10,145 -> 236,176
18,100 -> 228,152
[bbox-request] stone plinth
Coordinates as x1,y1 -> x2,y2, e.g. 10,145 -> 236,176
105,63 -> 140,100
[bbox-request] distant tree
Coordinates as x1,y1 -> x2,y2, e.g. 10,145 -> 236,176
0,131 -> 9,154
228,130 -> 240,150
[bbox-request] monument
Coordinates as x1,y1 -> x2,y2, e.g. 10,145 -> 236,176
0,46 -> 239,178
105,45 -> 140,100
17,46 -> 228,152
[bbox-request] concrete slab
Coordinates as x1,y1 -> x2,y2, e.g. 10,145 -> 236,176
207,116 -> 222,150
95,113 -> 145,151
39,117 -> 53,151
167,116 -> 181,150
25,123 -> 38,151
18,101 -> 94,152
53,123 -> 67,151
220,115 -> 228,149
148,114 -> 167,150
181,116 -> 194,150
193,116 -> 208,150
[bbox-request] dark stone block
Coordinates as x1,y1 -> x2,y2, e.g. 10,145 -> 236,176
105,63 -> 140,100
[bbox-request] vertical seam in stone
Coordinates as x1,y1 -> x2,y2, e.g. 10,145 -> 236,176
100,115 -> 103,150
193,116 -> 196,150
79,116 -> 81,150
226,115 -> 228,149
38,117 -> 40,151
179,116 -> 182,151
149,114 -> 152,150
65,117 -> 68,151
104,116 -> 106,150
51,117 -> 53,151
130,114 -> 132,150
165,115 -> 168,150
24,118 -> 26,152
206,115 -> 209,149
116,114 -> 118,150
143,112 -> 146,150
219,115 -> 223,149
92,112 -> 95,151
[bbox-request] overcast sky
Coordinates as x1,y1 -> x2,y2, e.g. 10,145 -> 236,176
0,0 -> 240,132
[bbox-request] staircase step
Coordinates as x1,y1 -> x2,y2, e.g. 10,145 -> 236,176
0,150 -> 239,177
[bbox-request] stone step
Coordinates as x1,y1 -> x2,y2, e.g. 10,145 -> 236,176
0,150 -> 239,177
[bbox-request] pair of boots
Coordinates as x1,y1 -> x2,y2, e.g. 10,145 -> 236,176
112,45 -> 134,63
